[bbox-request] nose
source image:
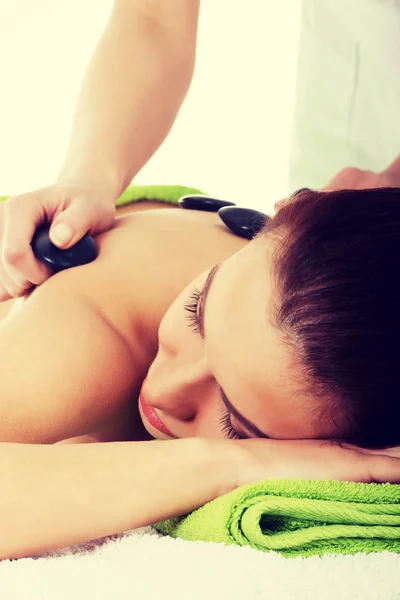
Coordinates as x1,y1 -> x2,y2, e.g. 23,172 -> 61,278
146,358 -> 211,421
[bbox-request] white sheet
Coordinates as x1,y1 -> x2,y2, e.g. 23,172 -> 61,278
1,526 -> 399,600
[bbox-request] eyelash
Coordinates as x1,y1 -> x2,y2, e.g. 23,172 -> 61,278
183,285 -> 202,335
217,407 -> 246,440
183,285 -> 246,441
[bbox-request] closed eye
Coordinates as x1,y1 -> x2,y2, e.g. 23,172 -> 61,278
183,285 -> 202,335
183,284 -> 246,440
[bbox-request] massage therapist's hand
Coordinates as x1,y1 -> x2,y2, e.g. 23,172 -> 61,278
0,179 -> 116,301
273,155 -> 400,212
322,154 -> 400,192
232,438 -> 400,488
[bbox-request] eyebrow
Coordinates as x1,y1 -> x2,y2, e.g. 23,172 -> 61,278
198,263 -> 270,439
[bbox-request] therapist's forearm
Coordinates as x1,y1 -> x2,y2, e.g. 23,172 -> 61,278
0,437 -> 240,560
56,3 -> 199,200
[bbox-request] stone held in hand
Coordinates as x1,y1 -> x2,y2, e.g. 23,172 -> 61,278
31,224 -> 97,273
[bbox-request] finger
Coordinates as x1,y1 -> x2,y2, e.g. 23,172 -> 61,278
381,155 -> 400,181
49,203 -> 91,249
337,441 -> 400,459
367,455 -> 400,484
0,229 -> 23,298
2,197 -> 51,286
352,172 -> 389,190
0,259 -> 31,299
360,446 -> 400,458
322,167 -> 363,191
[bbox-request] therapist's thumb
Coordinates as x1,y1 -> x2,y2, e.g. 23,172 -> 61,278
50,204 -> 91,249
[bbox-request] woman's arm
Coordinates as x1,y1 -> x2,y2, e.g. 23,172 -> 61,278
0,437 -> 238,560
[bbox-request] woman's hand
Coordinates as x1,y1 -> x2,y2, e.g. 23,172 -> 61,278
232,438 -> 400,489
0,179 -> 116,301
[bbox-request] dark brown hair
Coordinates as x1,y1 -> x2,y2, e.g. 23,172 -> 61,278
260,187 -> 400,449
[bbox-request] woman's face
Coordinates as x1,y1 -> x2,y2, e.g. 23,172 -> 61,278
139,235 -> 335,441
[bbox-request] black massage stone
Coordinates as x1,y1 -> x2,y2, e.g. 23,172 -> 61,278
31,225 -> 97,273
217,207 -> 268,240
178,195 -> 236,212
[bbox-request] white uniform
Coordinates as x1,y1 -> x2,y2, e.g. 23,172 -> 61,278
288,0 -> 400,192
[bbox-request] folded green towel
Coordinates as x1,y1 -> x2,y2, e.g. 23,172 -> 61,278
153,478 -> 400,559
0,183 -> 206,207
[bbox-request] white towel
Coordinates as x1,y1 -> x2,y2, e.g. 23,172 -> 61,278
0,525 -> 399,600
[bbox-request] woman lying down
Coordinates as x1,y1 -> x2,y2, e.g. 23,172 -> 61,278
0,187 -> 400,560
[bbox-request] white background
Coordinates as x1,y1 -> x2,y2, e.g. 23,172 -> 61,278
0,0 -> 301,212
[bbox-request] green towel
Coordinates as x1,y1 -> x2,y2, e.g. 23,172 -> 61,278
153,478 -> 400,559
0,183 -> 206,207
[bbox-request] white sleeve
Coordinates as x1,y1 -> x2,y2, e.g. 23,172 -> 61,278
287,0 -> 400,193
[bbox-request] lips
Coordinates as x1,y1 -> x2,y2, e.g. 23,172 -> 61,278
139,383 -> 176,438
